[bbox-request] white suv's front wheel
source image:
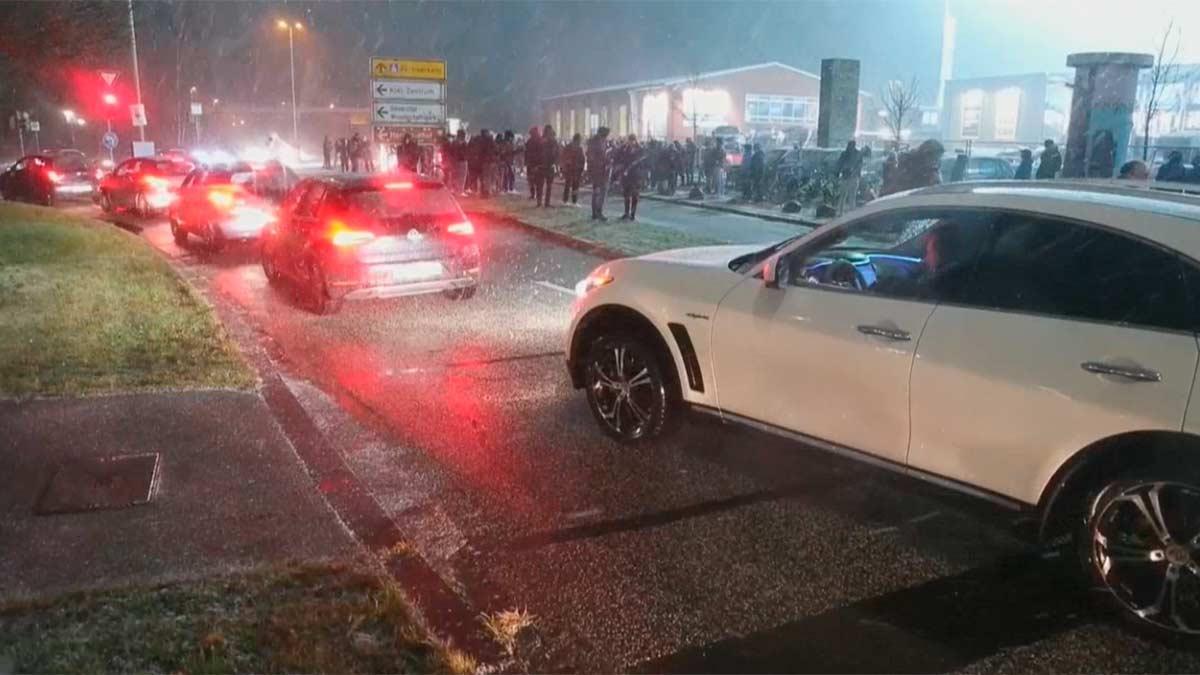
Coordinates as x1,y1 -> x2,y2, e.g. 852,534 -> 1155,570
1083,476 -> 1200,640
584,333 -> 678,443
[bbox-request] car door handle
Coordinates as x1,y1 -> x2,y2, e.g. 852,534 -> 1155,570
856,324 -> 911,341
1080,361 -> 1162,382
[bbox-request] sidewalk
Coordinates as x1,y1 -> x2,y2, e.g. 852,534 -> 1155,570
0,390 -> 358,601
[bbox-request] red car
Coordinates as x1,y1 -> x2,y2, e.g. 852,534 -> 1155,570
97,157 -> 193,216
260,175 -> 480,314
168,167 -> 277,250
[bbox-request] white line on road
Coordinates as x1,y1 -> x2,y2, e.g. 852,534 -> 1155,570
534,280 -> 576,296
564,507 -> 603,520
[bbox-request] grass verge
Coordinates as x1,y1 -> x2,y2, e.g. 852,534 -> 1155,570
461,193 -> 726,257
0,202 -> 254,397
0,562 -> 475,674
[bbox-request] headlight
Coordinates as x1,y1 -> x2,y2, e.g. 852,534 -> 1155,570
574,266 -> 615,297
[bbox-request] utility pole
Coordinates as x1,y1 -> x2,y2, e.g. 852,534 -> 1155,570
128,0 -> 145,141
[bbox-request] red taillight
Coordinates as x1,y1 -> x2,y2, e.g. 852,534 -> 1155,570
328,219 -> 375,247
46,170 -> 62,183
446,220 -> 474,236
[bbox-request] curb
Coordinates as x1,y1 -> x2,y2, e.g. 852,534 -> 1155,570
638,193 -> 820,228
465,208 -> 624,260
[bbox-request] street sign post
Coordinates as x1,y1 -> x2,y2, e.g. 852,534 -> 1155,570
102,131 -> 119,150
190,103 -> 202,116
129,103 -> 147,128
370,57 -> 447,162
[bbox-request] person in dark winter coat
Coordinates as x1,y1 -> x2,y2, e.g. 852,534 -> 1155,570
1014,149 -> 1033,179
1157,151 -> 1187,182
450,129 -> 468,194
747,144 -> 766,202
560,133 -> 585,204
322,136 -> 333,170
672,141 -> 686,189
1036,139 -> 1062,179
882,139 -> 944,195
654,141 -> 675,194
835,140 -> 862,214
524,126 -> 542,200
499,131 -> 517,193
617,135 -> 646,220
685,138 -> 698,185
537,124 -> 559,207
587,127 -> 611,220
466,131 -> 484,194
335,138 -> 348,172
478,129 -> 498,198
348,134 -> 362,172
399,134 -> 420,172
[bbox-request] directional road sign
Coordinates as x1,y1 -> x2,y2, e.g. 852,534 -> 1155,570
102,131 -> 119,150
100,71 -> 118,86
370,58 -> 446,81
129,103 -> 147,127
372,79 -> 443,101
373,102 -> 445,125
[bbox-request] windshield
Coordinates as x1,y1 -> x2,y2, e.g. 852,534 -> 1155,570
7,2 -> 1200,673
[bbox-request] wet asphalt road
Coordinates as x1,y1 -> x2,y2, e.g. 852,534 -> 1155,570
86,200 -> 1200,672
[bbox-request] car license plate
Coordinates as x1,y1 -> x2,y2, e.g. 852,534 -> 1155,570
370,261 -> 443,285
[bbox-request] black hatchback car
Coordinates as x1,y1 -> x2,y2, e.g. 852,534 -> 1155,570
260,175 -> 480,314
0,153 -> 94,205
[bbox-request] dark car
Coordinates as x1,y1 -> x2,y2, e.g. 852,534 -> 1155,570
168,167 -> 277,250
260,175 -> 481,315
0,153 -> 95,205
97,156 -> 193,216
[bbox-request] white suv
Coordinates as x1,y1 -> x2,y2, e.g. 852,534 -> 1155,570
567,182 -> 1200,638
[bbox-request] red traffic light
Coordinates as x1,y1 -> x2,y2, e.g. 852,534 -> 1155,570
103,93 -> 118,106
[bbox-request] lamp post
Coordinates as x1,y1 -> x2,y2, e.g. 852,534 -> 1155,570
63,109 -> 77,147
276,19 -> 303,149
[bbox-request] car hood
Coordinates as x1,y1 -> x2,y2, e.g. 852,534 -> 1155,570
637,244 -> 761,268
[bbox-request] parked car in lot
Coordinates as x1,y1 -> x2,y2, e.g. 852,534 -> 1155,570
168,166 -> 277,250
567,181 -> 1200,638
0,153 -> 95,205
97,157 -> 193,216
261,175 -> 480,315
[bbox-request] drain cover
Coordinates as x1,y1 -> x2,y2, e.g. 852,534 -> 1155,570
34,453 -> 160,515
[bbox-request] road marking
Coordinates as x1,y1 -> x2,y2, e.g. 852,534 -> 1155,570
907,510 -> 941,525
534,280 -> 575,296
565,507 -> 603,521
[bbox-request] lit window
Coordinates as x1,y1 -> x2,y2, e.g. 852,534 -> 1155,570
960,89 -> 984,139
921,110 -> 939,126
567,108 -> 575,138
744,94 -> 817,125
554,109 -> 562,137
994,88 -> 1020,140
642,91 -> 669,138
584,107 -> 591,134
618,104 -> 628,136
683,88 -> 733,130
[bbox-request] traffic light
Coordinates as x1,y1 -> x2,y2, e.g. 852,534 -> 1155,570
103,92 -> 118,106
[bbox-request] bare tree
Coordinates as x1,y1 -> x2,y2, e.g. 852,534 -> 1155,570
1142,21 -> 1181,161
881,78 -> 920,149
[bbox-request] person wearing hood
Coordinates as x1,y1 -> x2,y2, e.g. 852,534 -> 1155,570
524,126 -> 542,200
560,133 -> 585,204
883,139 -> 944,195
617,135 -> 646,221
1157,151 -> 1187,182
1014,149 -> 1033,179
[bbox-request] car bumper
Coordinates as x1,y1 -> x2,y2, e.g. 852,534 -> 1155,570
336,274 -> 478,301
54,183 -> 94,196
215,207 -> 274,241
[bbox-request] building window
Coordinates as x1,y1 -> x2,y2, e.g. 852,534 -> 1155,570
618,104 -> 628,136
921,110 -> 939,126
567,108 -> 575,138
584,107 -> 591,134
994,88 -> 1020,140
642,91 -> 669,139
554,110 -> 562,137
744,93 -> 816,125
601,106 -> 608,129
960,89 -> 984,139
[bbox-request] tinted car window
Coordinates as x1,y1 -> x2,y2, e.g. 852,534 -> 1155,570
783,209 -> 990,303
964,214 -> 1190,331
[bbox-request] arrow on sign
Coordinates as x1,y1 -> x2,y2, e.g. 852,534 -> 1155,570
377,106 -> 389,119
376,83 -> 387,97
100,71 -> 118,86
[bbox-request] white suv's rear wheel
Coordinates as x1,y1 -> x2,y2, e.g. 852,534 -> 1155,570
1082,476 -> 1200,640
584,333 -> 678,443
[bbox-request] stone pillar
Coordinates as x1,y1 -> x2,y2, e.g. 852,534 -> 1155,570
818,59 -> 860,149
1063,52 -> 1153,178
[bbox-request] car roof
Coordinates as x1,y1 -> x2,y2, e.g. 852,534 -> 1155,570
866,180 -> 1200,259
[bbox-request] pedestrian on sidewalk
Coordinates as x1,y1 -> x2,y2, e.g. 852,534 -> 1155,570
835,140 -> 862,215
1036,139 -> 1062,179
618,135 -> 646,221
499,131 -> 517,193
451,129 -> 468,195
538,124 -> 559,207
747,144 -> 766,202
322,135 -> 333,170
1014,148 -> 1033,179
349,133 -> 362,173
466,130 -> 483,194
685,138 -> 698,186
672,141 -> 686,190
587,126 -> 611,221
561,133 -> 585,204
525,126 -> 542,200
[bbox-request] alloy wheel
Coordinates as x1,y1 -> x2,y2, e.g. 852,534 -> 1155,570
587,340 -> 661,441
1090,481 -> 1200,635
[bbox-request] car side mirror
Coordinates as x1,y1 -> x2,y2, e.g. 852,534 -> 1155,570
762,254 -> 781,288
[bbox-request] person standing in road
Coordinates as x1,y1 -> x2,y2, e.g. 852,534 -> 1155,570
560,132 -> 585,205
618,135 -> 646,221
672,141 -> 686,190
348,133 -> 362,173
587,126 -> 611,221
538,124 -> 559,207
747,144 -> 766,202
499,131 -> 517,193
335,138 -> 348,172
452,129 -> 468,195
524,126 -> 542,200
1036,139 -> 1062,179
835,140 -> 862,215
322,135 -> 333,170
1014,148 -> 1034,179
685,138 -> 698,186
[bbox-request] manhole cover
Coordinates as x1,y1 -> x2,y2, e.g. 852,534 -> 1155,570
34,453 -> 160,515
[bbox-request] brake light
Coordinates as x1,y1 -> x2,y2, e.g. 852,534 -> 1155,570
385,181 -> 413,190
46,170 -> 62,183
208,189 -> 236,208
446,220 -> 474,236
328,219 -> 375,247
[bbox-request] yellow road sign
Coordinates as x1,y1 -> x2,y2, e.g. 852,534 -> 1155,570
370,58 -> 446,81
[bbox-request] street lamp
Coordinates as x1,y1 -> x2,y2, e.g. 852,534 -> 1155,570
63,109 -> 77,146
276,19 -> 303,148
